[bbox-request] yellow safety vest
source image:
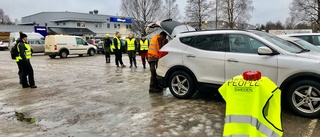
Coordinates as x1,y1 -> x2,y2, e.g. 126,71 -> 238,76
219,75 -> 283,137
140,39 -> 149,51
111,36 -> 121,52
126,38 -> 136,51
16,43 -> 32,62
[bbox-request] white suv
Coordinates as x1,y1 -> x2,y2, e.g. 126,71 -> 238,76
152,20 -> 320,118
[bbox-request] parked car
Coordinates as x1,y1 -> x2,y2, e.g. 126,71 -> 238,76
27,39 -> 45,53
0,40 -> 9,50
87,39 -> 104,54
278,36 -> 320,52
151,19 -> 320,118
45,35 -> 97,59
286,33 -> 320,47
9,32 -> 44,51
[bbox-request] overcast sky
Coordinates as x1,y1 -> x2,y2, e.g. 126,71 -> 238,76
0,0 -> 291,25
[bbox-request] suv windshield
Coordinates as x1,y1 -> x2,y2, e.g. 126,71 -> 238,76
251,31 -> 301,53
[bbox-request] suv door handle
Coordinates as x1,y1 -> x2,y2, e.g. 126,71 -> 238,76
227,58 -> 239,63
187,54 -> 196,58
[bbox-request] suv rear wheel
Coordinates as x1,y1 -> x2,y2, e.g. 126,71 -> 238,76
168,71 -> 196,99
286,80 -> 320,118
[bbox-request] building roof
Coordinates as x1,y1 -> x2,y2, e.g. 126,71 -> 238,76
48,27 -> 94,35
51,17 -> 105,23
23,11 -> 131,21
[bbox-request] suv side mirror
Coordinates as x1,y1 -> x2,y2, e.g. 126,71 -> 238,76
258,46 -> 275,55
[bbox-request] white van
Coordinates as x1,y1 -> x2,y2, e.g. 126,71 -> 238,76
44,35 -> 97,59
9,32 -> 44,51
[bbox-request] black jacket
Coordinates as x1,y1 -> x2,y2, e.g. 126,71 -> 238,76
104,37 -> 112,50
18,40 -> 27,61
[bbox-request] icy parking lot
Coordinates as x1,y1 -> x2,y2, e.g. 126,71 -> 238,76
0,51 -> 319,137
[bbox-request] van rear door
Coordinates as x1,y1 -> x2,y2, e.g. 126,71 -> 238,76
45,36 -> 56,53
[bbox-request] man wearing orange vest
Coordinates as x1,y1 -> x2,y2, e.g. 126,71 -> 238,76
148,31 -> 167,92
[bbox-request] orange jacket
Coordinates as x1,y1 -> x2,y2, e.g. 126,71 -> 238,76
148,34 -> 161,59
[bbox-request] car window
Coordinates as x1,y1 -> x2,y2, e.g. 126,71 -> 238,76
294,36 -> 310,42
76,38 -> 86,45
189,34 -> 226,52
229,34 -> 265,54
180,36 -> 196,45
294,40 -> 320,52
312,36 -> 320,45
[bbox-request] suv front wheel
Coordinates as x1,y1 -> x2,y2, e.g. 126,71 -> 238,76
286,80 -> 320,118
168,71 -> 196,99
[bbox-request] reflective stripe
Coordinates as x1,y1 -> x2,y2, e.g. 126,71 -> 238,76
225,135 -> 248,137
225,115 -> 281,137
148,47 -> 157,51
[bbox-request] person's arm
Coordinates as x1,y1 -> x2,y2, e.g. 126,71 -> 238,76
19,43 -> 27,61
134,40 -> 138,51
157,38 -> 163,49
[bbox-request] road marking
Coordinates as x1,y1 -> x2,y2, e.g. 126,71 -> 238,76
304,119 -> 318,137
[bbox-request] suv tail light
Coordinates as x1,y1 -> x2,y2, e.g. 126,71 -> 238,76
159,51 -> 169,59
54,45 -> 57,50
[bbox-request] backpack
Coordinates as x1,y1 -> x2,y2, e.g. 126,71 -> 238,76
10,42 -> 19,60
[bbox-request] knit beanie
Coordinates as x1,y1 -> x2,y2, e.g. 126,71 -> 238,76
19,31 -> 28,39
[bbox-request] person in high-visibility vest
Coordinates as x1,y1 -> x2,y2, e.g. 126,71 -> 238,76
148,31 -> 168,92
125,33 -> 137,68
103,34 -> 112,63
139,34 -> 149,69
111,31 -> 126,68
16,32 -> 37,88
219,72 -> 283,137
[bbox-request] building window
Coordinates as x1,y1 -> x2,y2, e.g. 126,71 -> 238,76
56,23 -> 59,26
45,23 -> 47,26
81,22 -> 86,27
114,24 -> 117,28
107,23 -> 110,28
126,25 -> 128,29
63,22 -> 66,25
95,23 -> 102,28
118,24 -> 120,29
77,22 -> 85,27
129,25 -> 132,29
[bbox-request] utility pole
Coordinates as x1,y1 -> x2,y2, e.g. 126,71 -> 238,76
215,0 -> 218,29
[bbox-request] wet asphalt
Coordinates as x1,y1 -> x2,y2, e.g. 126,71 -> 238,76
0,51 -> 320,137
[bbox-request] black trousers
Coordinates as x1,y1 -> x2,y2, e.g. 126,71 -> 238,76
127,50 -> 136,65
16,62 -> 22,83
105,48 -> 111,62
149,61 -> 158,88
114,50 -> 124,66
18,60 -> 35,87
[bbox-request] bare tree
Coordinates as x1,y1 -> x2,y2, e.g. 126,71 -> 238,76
0,8 -> 13,25
219,0 -> 254,29
185,0 -> 213,30
162,0 -> 181,21
290,0 -> 320,31
285,16 -> 297,29
121,0 -> 163,35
